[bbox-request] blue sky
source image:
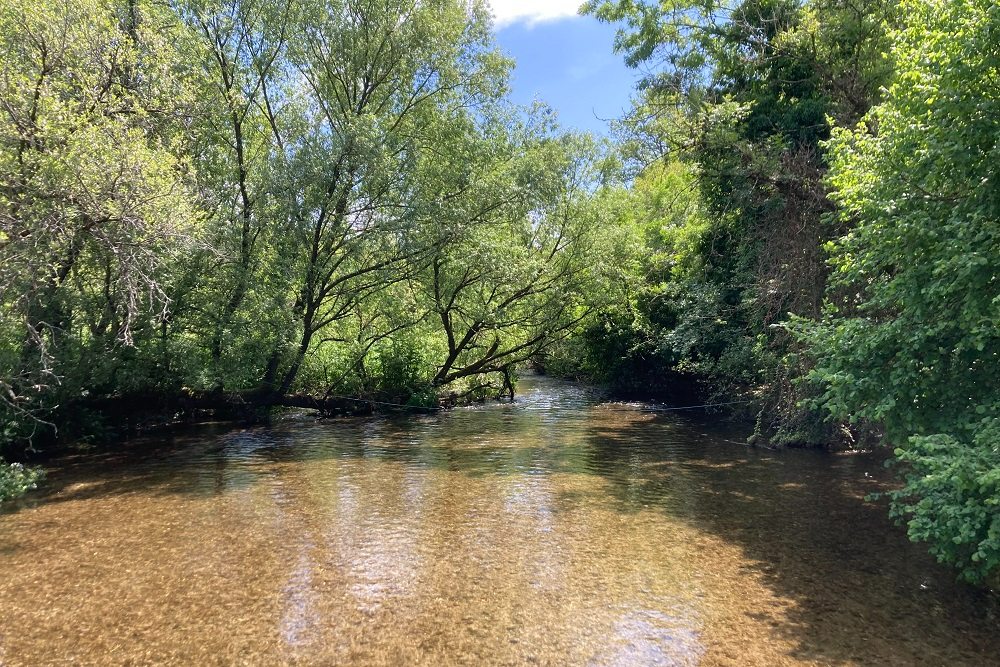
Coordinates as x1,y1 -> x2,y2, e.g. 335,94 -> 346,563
489,1 -> 639,136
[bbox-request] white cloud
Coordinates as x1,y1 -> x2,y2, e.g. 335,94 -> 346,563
488,0 -> 583,28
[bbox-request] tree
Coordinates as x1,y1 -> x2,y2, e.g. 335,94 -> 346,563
582,0 -> 896,444
235,0 -> 517,397
0,0 -> 200,442
424,133 -> 626,395
0,0 -> 666,471
177,0 -> 294,381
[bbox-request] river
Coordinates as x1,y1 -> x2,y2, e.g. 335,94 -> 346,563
1,375 -> 997,665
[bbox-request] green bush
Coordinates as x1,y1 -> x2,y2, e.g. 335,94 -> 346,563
0,460 -> 45,502
801,0 -> 1000,581
887,418 -> 1000,583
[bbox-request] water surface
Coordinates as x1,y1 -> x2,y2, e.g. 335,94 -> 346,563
1,376 -> 997,665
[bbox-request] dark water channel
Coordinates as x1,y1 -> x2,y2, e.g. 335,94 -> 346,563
1,375 -> 997,665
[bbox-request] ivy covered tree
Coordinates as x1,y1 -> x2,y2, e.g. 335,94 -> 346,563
579,0 -> 897,443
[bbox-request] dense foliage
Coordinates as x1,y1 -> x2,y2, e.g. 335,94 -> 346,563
0,0 -> 627,450
1,0 -> 996,585
575,0 -> 998,583
799,0 -> 1000,582
575,0 -> 897,444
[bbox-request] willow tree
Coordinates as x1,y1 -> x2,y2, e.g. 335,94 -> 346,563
177,0 -> 517,397
176,0 -> 295,383
423,132 -> 627,396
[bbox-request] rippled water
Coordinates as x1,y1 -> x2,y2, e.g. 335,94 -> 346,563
1,376 -> 997,665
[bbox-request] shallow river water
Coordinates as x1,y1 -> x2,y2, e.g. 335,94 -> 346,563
1,375 -> 997,666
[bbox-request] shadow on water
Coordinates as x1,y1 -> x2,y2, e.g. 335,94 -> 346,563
581,416 -> 1000,664
2,375 -> 998,665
